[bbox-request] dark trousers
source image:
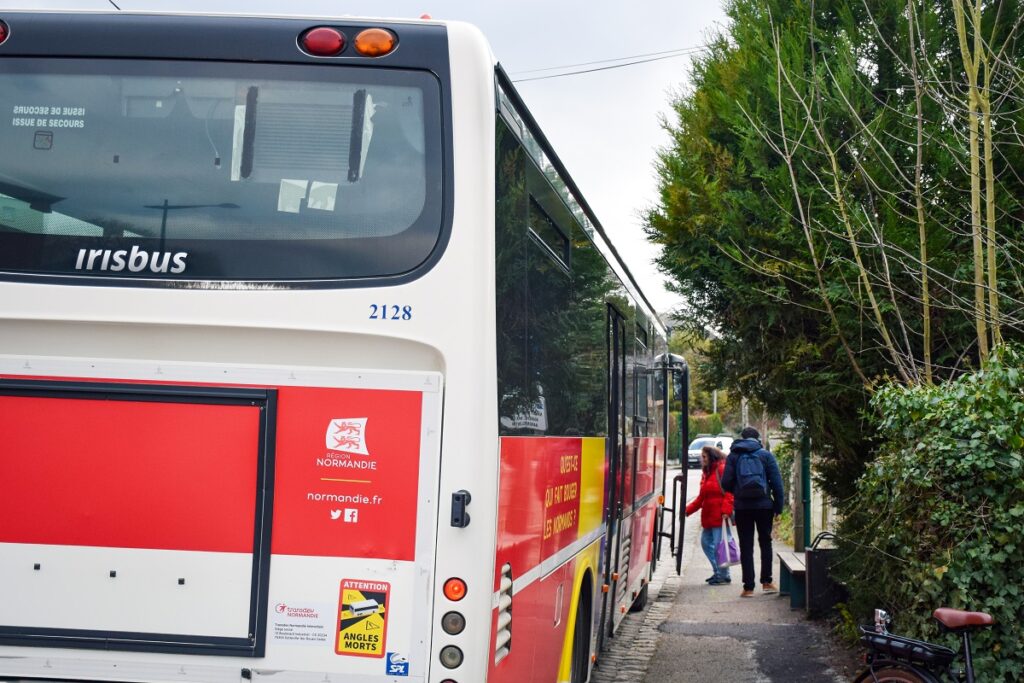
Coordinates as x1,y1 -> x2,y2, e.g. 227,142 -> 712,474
735,508 -> 774,590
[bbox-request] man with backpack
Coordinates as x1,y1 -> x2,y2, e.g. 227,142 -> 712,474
720,426 -> 785,598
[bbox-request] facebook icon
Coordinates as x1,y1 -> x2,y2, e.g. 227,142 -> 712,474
344,509 -> 359,523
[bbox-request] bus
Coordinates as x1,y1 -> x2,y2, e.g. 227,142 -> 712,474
0,10 -> 689,683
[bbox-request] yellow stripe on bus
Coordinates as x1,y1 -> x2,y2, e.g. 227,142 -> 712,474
577,437 -> 605,537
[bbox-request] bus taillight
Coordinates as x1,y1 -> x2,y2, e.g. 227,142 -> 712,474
0,20 -> 9,45
443,577 -> 467,601
439,645 -> 464,669
441,611 -> 466,635
300,27 -> 346,56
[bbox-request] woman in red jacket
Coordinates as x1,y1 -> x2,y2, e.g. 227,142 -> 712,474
685,445 -> 735,584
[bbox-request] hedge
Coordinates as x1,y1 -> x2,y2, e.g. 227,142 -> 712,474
836,346 -> 1024,680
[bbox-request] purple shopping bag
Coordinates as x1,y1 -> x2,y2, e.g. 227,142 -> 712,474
716,516 -> 741,567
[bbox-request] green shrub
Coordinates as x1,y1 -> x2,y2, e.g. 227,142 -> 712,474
774,506 -> 794,546
773,439 -> 795,489
835,346 -> 1024,681
771,439 -> 796,546
834,602 -> 861,645
689,413 -> 724,438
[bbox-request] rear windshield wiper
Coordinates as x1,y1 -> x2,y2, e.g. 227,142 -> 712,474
240,86 -> 259,179
348,89 -> 375,182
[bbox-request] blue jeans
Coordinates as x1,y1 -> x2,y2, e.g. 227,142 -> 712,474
700,526 -> 731,580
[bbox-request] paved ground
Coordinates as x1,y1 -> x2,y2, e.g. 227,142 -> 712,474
592,468 -> 858,683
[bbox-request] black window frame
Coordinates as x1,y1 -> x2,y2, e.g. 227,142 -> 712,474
527,196 -> 570,271
0,13 -> 455,290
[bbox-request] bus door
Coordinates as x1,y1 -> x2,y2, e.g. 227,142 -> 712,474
654,353 -> 690,575
598,305 -> 627,647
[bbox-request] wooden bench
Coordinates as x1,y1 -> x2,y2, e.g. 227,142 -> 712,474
777,550 -> 806,609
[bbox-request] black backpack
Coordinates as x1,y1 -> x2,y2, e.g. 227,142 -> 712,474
735,450 -> 769,499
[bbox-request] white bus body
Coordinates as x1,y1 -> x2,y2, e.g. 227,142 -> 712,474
0,9 -> 677,683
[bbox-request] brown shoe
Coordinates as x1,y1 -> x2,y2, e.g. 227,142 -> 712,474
762,583 -> 778,594
740,589 -> 754,598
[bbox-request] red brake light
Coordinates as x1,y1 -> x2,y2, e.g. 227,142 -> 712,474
0,20 -> 9,45
301,27 -> 345,56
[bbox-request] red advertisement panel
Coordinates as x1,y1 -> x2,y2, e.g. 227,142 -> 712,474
0,395 -> 259,553
271,387 -> 423,560
495,437 -> 583,586
542,445 -> 582,560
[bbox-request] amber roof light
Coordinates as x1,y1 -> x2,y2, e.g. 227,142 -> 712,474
354,28 -> 396,57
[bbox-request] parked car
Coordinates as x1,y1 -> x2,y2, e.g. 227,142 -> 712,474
686,434 -> 734,468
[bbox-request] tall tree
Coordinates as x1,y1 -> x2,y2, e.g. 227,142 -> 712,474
646,0 -> 1024,496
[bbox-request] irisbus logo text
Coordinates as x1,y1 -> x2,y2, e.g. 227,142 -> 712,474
75,246 -> 188,274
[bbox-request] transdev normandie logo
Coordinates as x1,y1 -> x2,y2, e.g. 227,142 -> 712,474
326,418 -> 370,456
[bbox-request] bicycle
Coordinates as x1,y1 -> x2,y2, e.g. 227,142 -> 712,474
854,606 -> 994,682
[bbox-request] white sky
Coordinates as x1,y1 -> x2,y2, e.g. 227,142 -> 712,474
11,0 -> 728,312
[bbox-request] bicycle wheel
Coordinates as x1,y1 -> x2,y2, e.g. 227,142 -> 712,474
853,665 -> 930,682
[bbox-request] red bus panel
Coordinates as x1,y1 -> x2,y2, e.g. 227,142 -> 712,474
0,394 -> 259,553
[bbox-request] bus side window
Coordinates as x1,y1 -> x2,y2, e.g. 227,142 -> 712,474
525,218 -> 571,434
495,120 -> 530,434
528,198 -> 569,268
495,115 -> 619,439
570,233 -> 612,437
636,372 -> 649,423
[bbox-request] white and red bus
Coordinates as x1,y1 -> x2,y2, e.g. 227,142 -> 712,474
0,10 -> 688,683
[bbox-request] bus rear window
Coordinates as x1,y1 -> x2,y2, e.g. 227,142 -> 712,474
0,59 -> 444,284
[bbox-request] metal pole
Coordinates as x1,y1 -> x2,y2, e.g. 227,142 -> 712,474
676,363 -> 690,575
793,461 -> 804,552
801,432 -> 812,550
680,366 -> 689,466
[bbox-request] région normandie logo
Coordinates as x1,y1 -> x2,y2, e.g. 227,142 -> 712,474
326,418 -> 370,456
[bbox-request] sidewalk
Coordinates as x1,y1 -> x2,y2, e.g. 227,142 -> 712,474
592,474 -> 859,682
